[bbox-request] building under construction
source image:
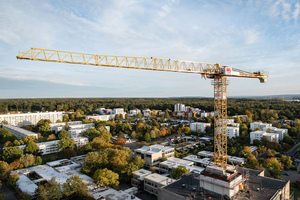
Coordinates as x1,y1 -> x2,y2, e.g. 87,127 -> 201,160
158,166 -> 290,200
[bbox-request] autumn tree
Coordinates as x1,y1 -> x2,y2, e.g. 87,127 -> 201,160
144,133 -> 151,142
161,128 -> 166,137
63,175 -> 88,197
266,141 -> 280,150
280,155 -> 292,170
265,157 -> 283,178
260,136 -> 269,145
47,134 -> 56,141
19,154 -> 36,168
170,166 -> 190,179
93,168 -> 119,188
115,137 -> 126,145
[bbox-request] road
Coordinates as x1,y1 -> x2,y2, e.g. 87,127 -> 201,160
280,170 -> 300,182
284,142 -> 300,157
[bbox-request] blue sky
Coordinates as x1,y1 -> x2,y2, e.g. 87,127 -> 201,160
0,0 -> 299,98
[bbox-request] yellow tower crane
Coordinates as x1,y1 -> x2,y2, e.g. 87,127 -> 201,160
17,47 -> 268,170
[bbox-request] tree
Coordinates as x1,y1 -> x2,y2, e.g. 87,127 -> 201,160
266,128 -> 273,133
58,130 -> 69,140
115,137 -> 126,145
242,146 -> 252,156
0,161 -> 10,180
121,162 -> 139,181
63,175 -> 88,197
245,154 -> 259,170
253,139 -> 261,146
35,156 -> 42,166
150,130 -> 156,139
144,133 -> 151,142
24,141 -> 39,155
0,128 -> 17,144
266,149 -> 276,157
9,161 -> 23,170
3,146 -> 23,163
280,155 -> 292,170
19,154 -> 36,168
7,174 -> 19,187
93,168 -> 119,188
260,136 -> 269,145
133,156 -> 145,169
58,137 -> 75,150
170,166 -> 190,179
63,115 -> 69,122
47,134 -> 56,141
90,137 -> 113,150
283,135 -> 295,145
265,157 -> 283,178
266,141 -> 280,150
35,177 -> 62,200
161,128 -> 166,137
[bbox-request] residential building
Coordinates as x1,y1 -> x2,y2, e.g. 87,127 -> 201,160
144,173 -> 175,196
134,145 -> 174,167
227,126 -> 239,139
250,122 -> 272,131
128,109 -> 141,117
0,111 -> 64,127
50,121 -> 83,133
85,114 -> 115,121
190,122 -> 211,133
174,103 -> 185,112
131,169 -> 152,190
2,125 -> 38,139
250,130 -> 279,144
262,127 -> 288,141
142,109 -> 151,117
73,137 -> 89,147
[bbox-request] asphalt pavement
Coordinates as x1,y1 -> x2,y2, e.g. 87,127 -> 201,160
0,182 -> 18,200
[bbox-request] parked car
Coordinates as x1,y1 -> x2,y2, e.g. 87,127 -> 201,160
283,172 -> 289,176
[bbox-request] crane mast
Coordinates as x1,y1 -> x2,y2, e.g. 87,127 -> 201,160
17,47 -> 268,170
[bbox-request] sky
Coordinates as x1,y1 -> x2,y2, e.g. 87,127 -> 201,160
0,0 -> 300,98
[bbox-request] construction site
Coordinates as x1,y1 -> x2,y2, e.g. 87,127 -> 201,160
16,48 -> 291,200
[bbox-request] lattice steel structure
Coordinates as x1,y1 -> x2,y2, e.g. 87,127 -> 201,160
17,47 -> 268,170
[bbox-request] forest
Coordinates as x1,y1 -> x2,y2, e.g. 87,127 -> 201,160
0,98 -> 299,121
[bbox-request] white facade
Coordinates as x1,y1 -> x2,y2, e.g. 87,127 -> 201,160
227,126 -> 239,139
128,109 -> 141,117
50,121 -> 83,133
85,114 -> 115,121
0,112 -> 64,127
190,122 -> 211,133
144,173 -> 175,196
142,109 -> 151,117
262,127 -> 288,141
250,122 -> 272,131
73,137 -> 89,147
18,140 -> 60,155
131,169 -> 152,190
174,104 -> 185,112
250,130 -> 279,144
135,145 -> 174,167
2,125 -> 38,139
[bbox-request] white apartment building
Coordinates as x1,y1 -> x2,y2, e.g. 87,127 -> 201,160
0,112 -> 64,127
227,119 -> 240,127
250,122 -> 272,131
85,115 -> 115,121
142,109 -> 151,117
227,126 -> 239,139
2,125 -> 38,139
262,127 -> 288,141
250,130 -> 279,144
128,109 -> 141,117
73,137 -> 89,147
174,104 -> 185,112
134,145 -> 174,167
144,173 -> 175,196
113,108 -> 126,115
18,140 -> 60,155
190,122 -> 211,133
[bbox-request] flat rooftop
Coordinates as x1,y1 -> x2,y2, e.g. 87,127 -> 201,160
144,173 -> 175,186
132,169 -> 152,177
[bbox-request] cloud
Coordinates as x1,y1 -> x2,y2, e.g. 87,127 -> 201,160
294,3 -> 300,20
